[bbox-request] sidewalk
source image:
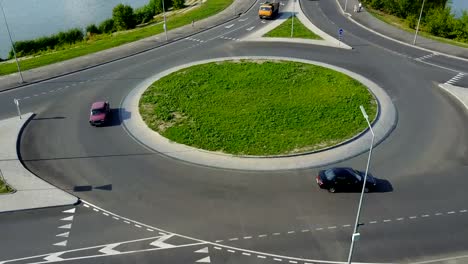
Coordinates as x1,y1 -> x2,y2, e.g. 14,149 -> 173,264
0,114 -> 78,212
335,0 -> 468,60
0,0 -> 256,92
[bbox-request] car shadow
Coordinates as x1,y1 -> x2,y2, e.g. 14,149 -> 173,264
105,108 -> 131,127
355,171 -> 394,193
32,116 -> 66,120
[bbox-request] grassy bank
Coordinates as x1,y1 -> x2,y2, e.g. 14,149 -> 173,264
0,0 -> 232,76
264,16 -> 321,39
368,8 -> 468,49
140,60 -> 377,156
0,179 -> 13,194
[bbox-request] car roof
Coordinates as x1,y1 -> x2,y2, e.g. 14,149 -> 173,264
91,101 -> 107,109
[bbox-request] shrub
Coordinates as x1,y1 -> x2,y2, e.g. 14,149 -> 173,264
406,14 -> 418,29
86,24 -> 101,34
424,7 -> 456,38
149,0 -> 172,15
112,4 -> 136,30
134,5 -> 154,24
99,18 -> 115,33
172,0 -> 185,10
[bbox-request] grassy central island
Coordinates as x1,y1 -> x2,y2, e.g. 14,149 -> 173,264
139,60 -> 377,156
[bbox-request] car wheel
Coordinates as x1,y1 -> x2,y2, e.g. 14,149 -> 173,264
328,187 -> 336,193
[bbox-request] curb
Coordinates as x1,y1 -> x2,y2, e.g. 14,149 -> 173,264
333,0 -> 468,63
438,83 -> 468,111
121,56 -> 397,171
0,0 -> 258,93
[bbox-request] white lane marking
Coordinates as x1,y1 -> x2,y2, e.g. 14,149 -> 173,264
53,240 -> 68,247
56,232 -> 70,238
242,252 -> 251,256
460,210 -> 467,213
447,211 -> 455,214
258,255 -> 267,258
58,224 -> 72,229
112,216 -> 119,220
342,224 -> 351,227
273,232 -> 281,235
421,214 -> 429,218
417,59 -> 461,73
383,219 -> 391,223
229,238 -> 239,241
369,221 -> 377,224
99,243 -> 120,255
150,234 -> 175,249
409,216 -> 417,219
49,90 -> 55,93
396,218 -> 404,221
124,220 -> 131,224
316,227 -> 323,230
147,229 -> 154,232
225,24 -> 235,28
195,247 -> 208,253
274,258 -> 283,261
33,94 -> 38,97
102,212 -> 109,216
228,249 -> 235,253
301,229 -> 310,232
61,216 -> 74,221
63,208 -> 76,214
287,231 -> 295,234
83,204 -> 89,208
415,53 -> 436,61
239,18 -> 248,22
93,208 -> 99,212
258,234 -> 267,238
135,224 -> 142,228
261,20 -> 266,24
214,246 -> 222,250
435,213 -> 442,216
327,226 -> 337,229
289,261 -> 298,264
23,96 -> 30,99
246,26 -> 255,31
409,253 -> 468,264
43,252 -> 64,261
215,240 -> 224,242
244,236 -> 252,239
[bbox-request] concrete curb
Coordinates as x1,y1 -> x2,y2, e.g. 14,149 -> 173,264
242,0 -> 352,50
0,0 -> 257,93
439,84 -> 468,111
333,0 -> 468,63
121,56 -> 397,171
0,113 -> 78,212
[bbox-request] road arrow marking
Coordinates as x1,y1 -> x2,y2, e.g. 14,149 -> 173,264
225,24 -> 234,29
239,18 -> 248,22
195,247 -> 209,253
53,240 -> 68,247
56,232 -> 70,238
150,234 -> 174,248
59,224 -> 72,229
62,208 -> 76,214
246,26 -> 255,31
99,243 -> 121,255
261,20 -> 266,24
43,252 -> 64,262
196,256 -> 211,263
61,216 -> 74,221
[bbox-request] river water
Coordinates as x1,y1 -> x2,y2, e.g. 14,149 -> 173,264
0,0 -> 148,59
0,0 -> 466,59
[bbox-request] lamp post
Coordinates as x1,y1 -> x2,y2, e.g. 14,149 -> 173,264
0,0 -> 24,83
344,0 -> 348,12
347,105 -> 375,264
162,0 -> 168,41
291,0 -> 296,37
413,0 -> 426,45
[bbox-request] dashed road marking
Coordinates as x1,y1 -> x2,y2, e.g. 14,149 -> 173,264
461,210 -> 467,213
112,216 -> 119,220
273,233 -> 281,235
287,231 -> 295,234
242,252 -> 251,256
369,221 -> 377,224
225,24 -> 235,29
244,236 -> 252,239
415,53 -> 437,61
342,224 -> 351,227
445,72 -> 465,85
421,214 -> 429,218
396,218 -> 404,221
274,258 -> 283,262
258,255 -> 266,259
93,208 -> 99,212
301,229 -> 309,232
258,234 -> 267,238
383,219 -> 391,223
214,246 -> 222,250
229,238 -> 239,241
134,224 -> 142,228
147,229 -> 154,232
216,240 -> 224,243
228,249 -> 235,253
102,212 -> 109,216
327,226 -> 337,229
409,216 -> 417,219
447,211 -> 455,214
124,220 -> 131,224
246,26 -> 255,31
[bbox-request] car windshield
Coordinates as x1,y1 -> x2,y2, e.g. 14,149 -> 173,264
324,169 -> 335,180
351,170 -> 362,181
91,108 -> 105,115
260,7 -> 271,11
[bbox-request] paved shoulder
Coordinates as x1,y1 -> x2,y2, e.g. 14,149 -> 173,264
0,113 -> 78,212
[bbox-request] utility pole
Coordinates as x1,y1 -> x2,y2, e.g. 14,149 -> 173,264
0,0 -> 24,83
413,0 -> 426,45
162,0 -> 168,41
291,0 -> 296,37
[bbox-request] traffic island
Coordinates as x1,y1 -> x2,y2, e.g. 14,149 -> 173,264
139,60 -> 377,156
122,56 -> 396,170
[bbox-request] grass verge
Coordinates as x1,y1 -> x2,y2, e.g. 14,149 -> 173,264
0,0 -> 233,76
264,16 -> 322,39
140,60 -> 377,156
0,178 -> 13,194
367,8 -> 468,49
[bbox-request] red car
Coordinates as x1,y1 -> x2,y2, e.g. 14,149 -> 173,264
89,101 -> 110,126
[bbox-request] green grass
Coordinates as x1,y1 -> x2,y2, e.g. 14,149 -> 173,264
139,60 -> 377,156
368,8 -> 468,49
0,0 -> 232,76
264,16 -> 322,39
0,178 -> 13,194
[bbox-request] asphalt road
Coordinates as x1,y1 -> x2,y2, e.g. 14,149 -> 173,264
1,0 -> 468,263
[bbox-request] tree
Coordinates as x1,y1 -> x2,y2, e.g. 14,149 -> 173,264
172,0 -> 185,10
99,18 -> 115,33
135,5 -> 155,24
112,4 -> 136,31
86,24 -> 101,34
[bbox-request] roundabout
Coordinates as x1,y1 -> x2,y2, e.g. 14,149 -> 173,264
1,0 -> 468,263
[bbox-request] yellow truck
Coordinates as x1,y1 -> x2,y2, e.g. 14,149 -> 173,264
258,2 -> 279,19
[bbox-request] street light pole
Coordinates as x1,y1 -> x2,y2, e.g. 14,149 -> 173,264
413,0 -> 426,45
344,0 -> 348,12
0,0 -> 24,83
291,0 -> 296,37
162,0 -> 168,41
347,105 -> 375,264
